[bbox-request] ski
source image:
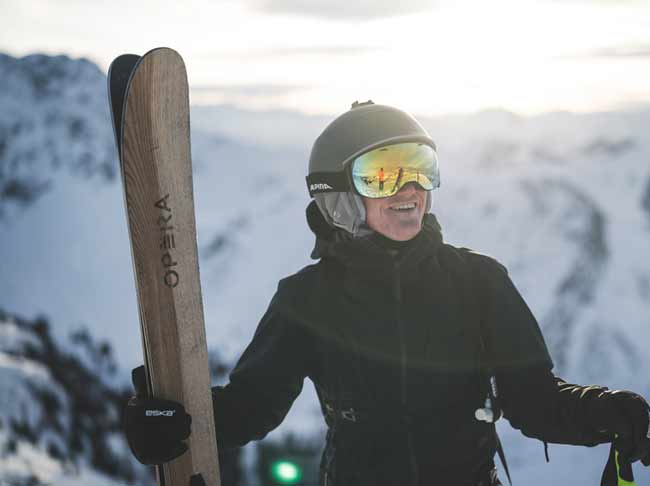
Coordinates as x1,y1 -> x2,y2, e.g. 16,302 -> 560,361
108,53 -> 140,153
108,47 -> 221,486
109,51 -> 166,484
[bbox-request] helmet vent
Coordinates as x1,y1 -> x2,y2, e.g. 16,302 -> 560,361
351,100 -> 374,109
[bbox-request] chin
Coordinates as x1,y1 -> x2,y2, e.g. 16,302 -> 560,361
393,232 -> 420,242
388,223 -> 422,241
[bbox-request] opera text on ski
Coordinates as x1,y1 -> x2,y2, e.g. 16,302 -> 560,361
156,194 -> 179,288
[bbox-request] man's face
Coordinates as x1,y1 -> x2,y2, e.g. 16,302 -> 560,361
363,183 -> 428,241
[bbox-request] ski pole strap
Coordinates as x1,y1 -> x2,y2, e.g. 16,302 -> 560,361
495,432 -> 512,486
601,438 -> 636,486
543,441 -> 550,463
488,375 -> 503,421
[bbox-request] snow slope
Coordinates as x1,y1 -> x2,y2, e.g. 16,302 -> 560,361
0,309 -> 147,485
1,51 -> 650,484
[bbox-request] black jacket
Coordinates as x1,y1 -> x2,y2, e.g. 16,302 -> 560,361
212,203 -> 612,485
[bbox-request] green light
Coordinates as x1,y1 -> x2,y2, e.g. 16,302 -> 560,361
270,460 -> 302,484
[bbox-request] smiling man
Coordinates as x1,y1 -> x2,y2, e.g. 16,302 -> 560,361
124,101 -> 650,486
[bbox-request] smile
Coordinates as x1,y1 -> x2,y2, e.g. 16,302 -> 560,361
389,202 -> 417,211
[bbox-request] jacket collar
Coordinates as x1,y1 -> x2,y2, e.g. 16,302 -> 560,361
306,201 -> 444,283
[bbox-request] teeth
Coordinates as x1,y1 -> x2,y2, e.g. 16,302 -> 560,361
391,203 -> 416,211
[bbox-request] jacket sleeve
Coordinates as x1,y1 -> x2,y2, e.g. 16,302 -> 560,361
498,365 -> 613,446
211,292 -> 315,449
476,256 -> 612,446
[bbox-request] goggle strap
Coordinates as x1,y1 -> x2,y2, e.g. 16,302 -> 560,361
306,172 -> 349,197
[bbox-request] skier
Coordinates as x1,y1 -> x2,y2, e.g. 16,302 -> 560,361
124,101 -> 650,485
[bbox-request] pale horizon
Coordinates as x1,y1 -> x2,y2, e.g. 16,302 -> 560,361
3,0 -> 650,118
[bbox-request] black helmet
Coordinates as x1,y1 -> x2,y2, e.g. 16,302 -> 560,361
307,100 -> 439,235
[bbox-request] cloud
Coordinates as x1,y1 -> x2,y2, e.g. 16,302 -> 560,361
191,84 -> 303,97
200,45 -> 382,61
249,46 -> 382,57
588,45 -> 650,59
189,83 -> 308,107
559,44 -> 650,60
546,0 -> 644,4
248,0 -> 439,20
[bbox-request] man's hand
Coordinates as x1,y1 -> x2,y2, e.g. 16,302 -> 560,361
596,389 -> 650,465
123,366 -> 192,465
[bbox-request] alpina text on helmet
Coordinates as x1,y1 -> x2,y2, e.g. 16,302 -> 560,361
310,183 -> 334,192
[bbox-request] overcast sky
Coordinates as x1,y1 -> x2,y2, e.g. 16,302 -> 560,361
2,0 -> 650,117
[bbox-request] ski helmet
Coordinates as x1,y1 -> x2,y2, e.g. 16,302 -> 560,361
307,100 -> 439,235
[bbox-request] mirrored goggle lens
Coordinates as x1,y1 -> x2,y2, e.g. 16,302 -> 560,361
351,142 -> 439,198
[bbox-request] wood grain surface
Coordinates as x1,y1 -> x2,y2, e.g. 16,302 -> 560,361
121,47 -> 221,486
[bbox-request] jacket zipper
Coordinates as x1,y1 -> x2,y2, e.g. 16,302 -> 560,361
393,259 -> 419,486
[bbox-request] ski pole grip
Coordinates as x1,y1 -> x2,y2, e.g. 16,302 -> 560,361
131,365 -> 148,398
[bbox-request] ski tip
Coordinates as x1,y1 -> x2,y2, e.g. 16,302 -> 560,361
107,53 -> 142,161
107,55 -> 141,94
108,54 -> 141,85
109,53 -> 140,67
140,47 -> 187,70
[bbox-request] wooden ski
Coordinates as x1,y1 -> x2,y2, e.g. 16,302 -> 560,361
109,47 -> 221,486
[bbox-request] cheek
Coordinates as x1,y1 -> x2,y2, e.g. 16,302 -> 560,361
368,205 -> 383,225
364,199 -> 379,217
420,193 -> 428,211
362,199 -> 374,223
364,200 -> 388,228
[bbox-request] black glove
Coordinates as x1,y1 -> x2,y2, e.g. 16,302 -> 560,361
593,389 -> 650,465
123,365 -> 192,465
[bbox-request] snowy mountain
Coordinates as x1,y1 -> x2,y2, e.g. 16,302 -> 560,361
1,51 -> 650,484
0,307 -> 241,485
0,53 -> 116,221
0,308 -> 146,485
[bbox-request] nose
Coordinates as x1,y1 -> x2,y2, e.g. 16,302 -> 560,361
397,182 -> 420,196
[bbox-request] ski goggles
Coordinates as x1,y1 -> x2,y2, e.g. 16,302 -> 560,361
307,142 -> 440,199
